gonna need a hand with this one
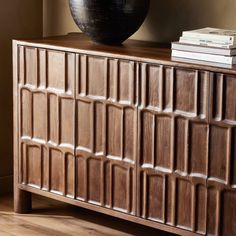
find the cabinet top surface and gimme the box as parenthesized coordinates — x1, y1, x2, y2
(14, 33, 236, 74)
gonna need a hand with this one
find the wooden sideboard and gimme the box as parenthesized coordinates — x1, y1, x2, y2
(13, 34, 236, 236)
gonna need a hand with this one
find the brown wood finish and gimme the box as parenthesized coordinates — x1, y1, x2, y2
(0, 194, 174, 236)
(13, 33, 236, 236)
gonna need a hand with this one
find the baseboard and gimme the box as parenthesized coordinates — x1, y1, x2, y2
(0, 175, 13, 195)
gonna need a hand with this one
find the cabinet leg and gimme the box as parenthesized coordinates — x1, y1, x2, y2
(14, 188, 32, 214)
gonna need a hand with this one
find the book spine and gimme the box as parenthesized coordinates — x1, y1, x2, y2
(171, 50, 234, 65)
(182, 31, 235, 44)
(179, 37, 233, 48)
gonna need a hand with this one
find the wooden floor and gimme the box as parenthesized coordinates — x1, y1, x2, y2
(0, 194, 176, 236)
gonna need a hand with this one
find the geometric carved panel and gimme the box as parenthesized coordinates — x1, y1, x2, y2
(49, 148, 64, 194)
(94, 102, 104, 154)
(175, 117, 187, 173)
(141, 66, 208, 119)
(87, 56, 106, 98)
(145, 174, 165, 222)
(65, 153, 75, 198)
(190, 122, 208, 177)
(48, 94, 59, 144)
(155, 116, 172, 170)
(146, 65, 162, 109)
(60, 98, 74, 146)
(42, 146, 48, 190)
(212, 73, 236, 123)
(107, 105, 122, 158)
(38, 49, 46, 88)
(175, 68, 197, 115)
(20, 88, 75, 148)
(231, 128, 236, 186)
(21, 141, 76, 196)
(111, 162, 135, 214)
(118, 60, 134, 103)
(112, 165, 130, 211)
(19, 47, 75, 94)
(138, 171, 208, 234)
(47, 50, 66, 92)
(176, 179, 192, 230)
(75, 156, 86, 200)
(33, 92, 47, 141)
(124, 108, 135, 162)
(88, 158, 102, 204)
(212, 73, 224, 121)
(18, 46, 25, 85)
(25, 47, 37, 86)
(163, 67, 174, 111)
(222, 190, 236, 236)
(225, 75, 236, 122)
(74, 154, 135, 214)
(108, 59, 135, 104)
(21, 89, 32, 137)
(195, 185, 207, 234)
(74, 53, 137, 215)
(78, 57, 136, 105)
(140, 111, 154, 166)
(206, 187, 218, 235)
(76, 100, 92, 151)
(209, 125, 229, 182)
(140, 111, 172, 170)
(76, 100, 136, 161)
(26, 144, 41, 188)
(115, 164, 134, 213)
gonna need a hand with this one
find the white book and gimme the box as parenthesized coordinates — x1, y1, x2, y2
(172, 42, 236, 56)
(172, 57, 234, 69)
(171, 50, 236, 65)
(179, 36, 236, 48)
(182, 27, 236, 44)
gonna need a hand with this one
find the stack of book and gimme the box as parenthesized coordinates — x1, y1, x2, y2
(171, 27, 236, 65)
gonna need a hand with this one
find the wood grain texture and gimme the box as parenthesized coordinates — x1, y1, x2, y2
(0, 195, 174, 236)
(13, 34, 236, 236)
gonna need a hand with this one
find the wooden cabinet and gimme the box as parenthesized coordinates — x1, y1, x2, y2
(13, 34, 236, 236)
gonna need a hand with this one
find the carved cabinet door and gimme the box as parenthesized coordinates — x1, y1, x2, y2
(18, 47, 138, 215)
(18, 47, 76, 196)
(74, 55, 137, 214)
(137, 64, 236, 235)
(137, 64, 210, 234)
(207, 72, 236, 236)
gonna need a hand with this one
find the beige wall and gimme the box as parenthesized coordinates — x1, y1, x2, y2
(43, 0, 236, 42)
(0, 0, 42, 194)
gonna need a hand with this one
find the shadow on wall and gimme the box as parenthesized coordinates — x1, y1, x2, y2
(133, 0, 236, 43)
(0, 0, 42, 194)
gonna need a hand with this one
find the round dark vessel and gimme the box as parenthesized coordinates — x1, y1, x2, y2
(69, 0, 150, 44)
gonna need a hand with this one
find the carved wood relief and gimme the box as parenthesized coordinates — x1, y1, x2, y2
(75, 54, 137, 214)
(138, 64, 236, 235)
(16, 44, 236, 236)
(18, 47, 137, 215)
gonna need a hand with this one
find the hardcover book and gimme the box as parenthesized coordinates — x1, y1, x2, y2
(182, 27, 236, 44)
(172, 49, 236, 65)
(179, 36, 236, 48)
(172, 42, 236, 56)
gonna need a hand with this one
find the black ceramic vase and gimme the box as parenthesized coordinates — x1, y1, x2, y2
(69, 0, 150, 44)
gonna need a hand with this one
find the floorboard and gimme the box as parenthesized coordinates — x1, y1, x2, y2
(0, 194, 176, 236)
